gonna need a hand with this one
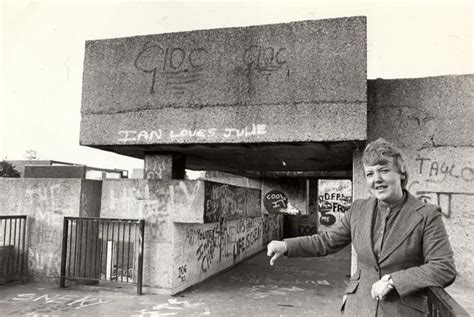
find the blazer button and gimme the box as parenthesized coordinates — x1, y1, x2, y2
(375, 267, 379, 272)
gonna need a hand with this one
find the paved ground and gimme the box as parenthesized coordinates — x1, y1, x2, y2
(0, 247, 351, 316)
(1, 246, 472, 316)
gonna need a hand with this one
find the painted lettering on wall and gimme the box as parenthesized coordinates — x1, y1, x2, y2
(243, 45, 287, 76)
(134, 43, 209, 95)
(108, 181, 201, 241)
(411, 155, 473, 218)
(177, 264, 187, 282)
(117, 124, 267, 143)
(262, 214, 282, 245)
(204, 182, 261, 223)
(145, 160, 167, 180)
(317, 180, 352, 229)
(182, 216, 266, 275)
(415, 157, 473, 183)
(409, 181, 474, 218)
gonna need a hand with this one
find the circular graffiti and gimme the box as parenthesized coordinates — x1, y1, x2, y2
(263, 190, 288, 214)
(320, 213, 336, 226)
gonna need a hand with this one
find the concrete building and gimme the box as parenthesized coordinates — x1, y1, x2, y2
(0, 16, 472, 297)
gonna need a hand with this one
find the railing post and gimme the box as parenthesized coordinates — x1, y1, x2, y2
(137, 220, 145, 295)
(59, 217, 69, 288)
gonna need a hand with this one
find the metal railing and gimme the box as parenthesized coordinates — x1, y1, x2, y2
(0, 215, 27, 280)
(427, 287, 470, 317)
(59, 217, 145, 295)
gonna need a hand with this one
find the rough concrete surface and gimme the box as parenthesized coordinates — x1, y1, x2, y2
(80, 17, 367, 147)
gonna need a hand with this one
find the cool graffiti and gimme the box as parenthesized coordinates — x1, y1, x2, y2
(117, 124, 267, 143)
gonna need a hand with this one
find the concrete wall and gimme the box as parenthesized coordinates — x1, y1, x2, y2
(353, 75, 474, 285)
(0, 179, 101, 282)
(100, 179, 282, 294)
(172, 214, 282, 293)
(80, 17, 367, 147)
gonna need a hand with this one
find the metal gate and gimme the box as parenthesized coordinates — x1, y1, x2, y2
(59, 217, 145, 294)
(0, 215, 27, 281)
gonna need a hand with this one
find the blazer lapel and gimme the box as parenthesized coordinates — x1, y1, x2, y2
(377, 192, 424, 264)
(357, 197, 378, 265)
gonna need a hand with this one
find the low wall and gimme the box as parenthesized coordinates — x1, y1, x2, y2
(0, 179, 101, 282)
(172, 211, 282, 294)
(100, 179, 283, 294)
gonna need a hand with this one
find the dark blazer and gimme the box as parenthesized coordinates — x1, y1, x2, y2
(284, 191, 456, 317)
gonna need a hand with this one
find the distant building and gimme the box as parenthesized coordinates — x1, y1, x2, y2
(7, 160, 128, 179)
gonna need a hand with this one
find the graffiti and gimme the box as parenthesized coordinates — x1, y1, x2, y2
(263, 214, 282, 244)
(136, 298, 205, 316)
(415, 157, 473, 183)
(28, 247, 60, 276)
(318, 180, 352, 228)
(118, 130, 162, 142)
(34, 228, 60, 244)
(118, 124, 267, 143)
(243, 45, 287, 76)
(134, 43, 209, 94)
(221, 124, 267, 138)
(9, 293, 111, 314)
(177, 264, 187, 282)
(409, 181, 474, 218)
(298, 225, 318, 236)
(184, 216, 264, 274)
(145, 160, 166, 180)
(80, 193, 89, 217)
(263, 190, 288, 214)
(24, 183, 62, 218)
(108, 181, 201, 217)
(204, 182, 261, 223)
(196, 226, 219, 273)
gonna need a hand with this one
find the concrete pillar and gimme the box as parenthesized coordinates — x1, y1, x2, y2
(144, 154, 185, 180)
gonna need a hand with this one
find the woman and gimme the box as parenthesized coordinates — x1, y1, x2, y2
(267, 138, 456, 316)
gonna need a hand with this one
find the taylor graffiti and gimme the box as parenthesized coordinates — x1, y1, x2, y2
(415, 157, 473, 183)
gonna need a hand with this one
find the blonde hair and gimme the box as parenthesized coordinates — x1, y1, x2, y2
(363, 138, 409, 188)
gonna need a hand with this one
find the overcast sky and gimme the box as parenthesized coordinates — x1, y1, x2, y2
(1, 0, 472, 173)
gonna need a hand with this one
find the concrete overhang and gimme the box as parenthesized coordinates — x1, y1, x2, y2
(80, 17, 367, 174)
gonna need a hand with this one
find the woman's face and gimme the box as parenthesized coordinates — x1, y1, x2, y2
(363, 159, 404, 204)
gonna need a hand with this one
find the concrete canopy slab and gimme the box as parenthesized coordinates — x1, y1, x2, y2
(80, 17, 367, 172)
